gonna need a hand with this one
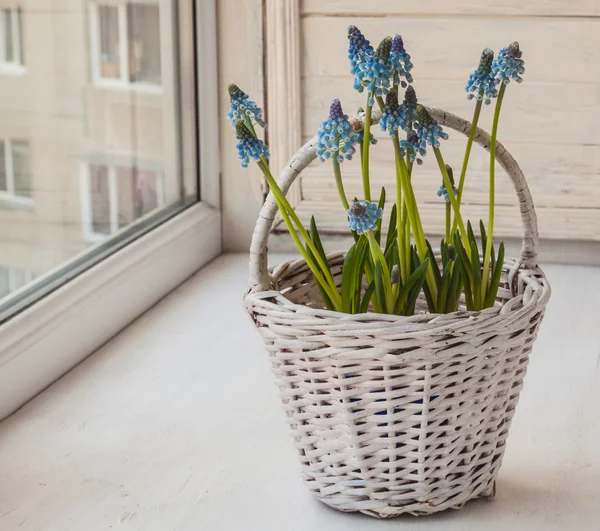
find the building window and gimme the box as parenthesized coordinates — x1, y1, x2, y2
(91, 2, 162, 89)
(0, 266, 33, 299)
(0, 8, 23, 71)
(82, 162, 164, 241)
(0, 139, 32, 204)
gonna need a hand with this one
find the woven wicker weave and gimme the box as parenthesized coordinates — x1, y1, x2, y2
(244, 108, 551, 518)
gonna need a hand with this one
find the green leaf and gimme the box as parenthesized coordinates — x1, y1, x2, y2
(341, 243, 358, 314)
(479, 219, 487, 257)
(463, 273, 474, 311)
(396, 256, 429, 314)
(484, 241, 505, 308)
(374, 262, 387, 314)
(436, 259, 452, 314)
(425, 239, 442, 287)
(360, 281, 376, 313)
(384, 203, 398, 253)
(374, 187, 386, 244)
(445, 259, 463, 313)
(470, 241, 482, 310)
(354, 237, 370, 312)
(467, 220, 476, 250)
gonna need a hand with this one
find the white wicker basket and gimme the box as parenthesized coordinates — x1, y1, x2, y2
(244, 108, 551, 518)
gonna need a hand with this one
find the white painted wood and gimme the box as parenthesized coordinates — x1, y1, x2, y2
(218, 0, 267, 252)
(265, 0, 302, 210)
(302, 0, 600, 17)
(290, 13, 600, 243)
(0, 203, 221, 421)
(0, 254, 598, 528)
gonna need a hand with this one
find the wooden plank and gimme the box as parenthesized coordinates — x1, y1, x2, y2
(302, 77, 600, 146)
(301, 16, 600, 84)
(301, 0, 600, 18)
(288, 198, 600, 241)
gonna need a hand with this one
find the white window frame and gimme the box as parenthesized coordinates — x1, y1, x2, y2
(80, 162, 166, 243)
(0, 138, 33, 207)
(0, 0, 220, 421)
(0, 267, 34, 297)
(89, 0, 163, 93)
(0, 7, 24, 75)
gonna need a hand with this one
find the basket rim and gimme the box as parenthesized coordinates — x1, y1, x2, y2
(245, 251, 551, 331)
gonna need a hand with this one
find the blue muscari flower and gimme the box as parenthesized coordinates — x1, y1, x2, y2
(465, 48, 498, 105)
(379, 85, 418, 136)
(235, 121, 269, 168)
(492, 42, 525, 85)
(315, 99, 360, 163)
(347, 25, 373, 75)
(400, 130, 425, 165)
(414, 105, 449, 154)
(353, 37, 393, 105)
(228, 84, 266, 128)
(437, 165, 457, 201)
(390, 34, 414, 88)
(347, 200, 383, 234)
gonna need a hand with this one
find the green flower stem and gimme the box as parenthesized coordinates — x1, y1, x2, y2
(361, 99, 373, 201)
(366, 230, 393, 311)
(257, 159, 342, 308)
(243, 117, 257, 139)
(445, 202, 451, 243)
(481, 82, 507, 303)
(433, 147, 471, 257)
(392, 134, 438, 302)
(332, 157, 349, 211)
(451, 99, 482, 235)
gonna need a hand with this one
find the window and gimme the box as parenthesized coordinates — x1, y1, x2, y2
(0, 8, 23, 71)
(91, 1, 162, 89)
(0, 266, 33, 299)
(81, 162, 164, 241)
(0, 139, 32, 204)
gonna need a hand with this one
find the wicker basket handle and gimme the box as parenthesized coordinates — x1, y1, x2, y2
(248, 107, 539, 292)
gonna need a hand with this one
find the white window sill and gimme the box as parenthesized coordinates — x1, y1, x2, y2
(0, 64, 26, 76)
(0, 257, 597, 529)
(92, 79, 163, 94)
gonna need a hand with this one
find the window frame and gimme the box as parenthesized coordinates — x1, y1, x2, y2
(80, 161, 166, 243)
(0, 138, 33, 207)
(0, 7, 24, 74)
(0, 0, 221, 421)
(89, 0, 163, 93)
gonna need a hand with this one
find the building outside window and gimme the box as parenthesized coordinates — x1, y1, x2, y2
(91, 1, 162, 89)
(0, 139, 32, 204)
(0, 8, 23, 71)
(81, 162, 164, 242)
(0, 266, 33, 299)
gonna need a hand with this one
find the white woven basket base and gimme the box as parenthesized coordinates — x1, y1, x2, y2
(245, 253, 550, 518)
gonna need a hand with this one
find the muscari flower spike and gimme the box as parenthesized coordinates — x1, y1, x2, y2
(465, 48, 498, 105)
(379, 85, 419, 136)
(316, 99, 360, 163)
(414, 105, 449, 154)
(228, 84, 266, 128)
(347, 25, 373, 75)
(437, 164, 458, 202)
(400, 130, 426, 165)
(235, 121, 269, 168)
(390, 34, 414, 88)
(353, 36, 393, 105)
(492, 41, 525, 85)
(347, 200, 383, 235)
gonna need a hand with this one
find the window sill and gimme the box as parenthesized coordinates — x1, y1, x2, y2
(0, 194, 34, 210)
(0, 202, 221, 420)
(0, 64, 26, 76)
(0, 258, 596, 529)
(92, 79, 163, 94)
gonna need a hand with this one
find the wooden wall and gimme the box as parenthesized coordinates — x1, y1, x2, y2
(281, 1, 600, 245)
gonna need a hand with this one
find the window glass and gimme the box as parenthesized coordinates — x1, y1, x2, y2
(127, 4, 161, 85)
(3, 9, 14, 62)
(12, 141, 31, 198)
(0, 141, 6, 192)
(0, 268, 8, 298)
(0, 1, 197, 317)
(98, 5, 120, 79)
